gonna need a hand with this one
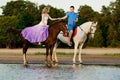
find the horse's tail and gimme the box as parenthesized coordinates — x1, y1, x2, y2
(7, 28, 21, 34)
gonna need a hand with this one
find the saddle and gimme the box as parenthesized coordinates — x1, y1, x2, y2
(63, 27, 78, 37)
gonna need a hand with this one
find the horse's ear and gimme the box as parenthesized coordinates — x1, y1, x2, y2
(95, 22, 98, 25)
(93, 21, 98, 25)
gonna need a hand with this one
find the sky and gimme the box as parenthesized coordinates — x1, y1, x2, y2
(0, 0, 116, 15)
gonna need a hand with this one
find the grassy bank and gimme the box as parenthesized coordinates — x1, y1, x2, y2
(34, 52, 120, 56)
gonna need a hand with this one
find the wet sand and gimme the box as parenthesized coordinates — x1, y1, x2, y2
(0, 48, 120, 65)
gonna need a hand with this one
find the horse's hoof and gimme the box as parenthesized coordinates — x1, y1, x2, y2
(53, 60, 56, 63)
(73, 62, 76, 64)
(53, 60, 59, 64)
(50, 64, 55, 68)
(51, 65, 55, 68)
(80, 62, 83, 64)
(55, 61, 59, 63)
(46, 64, 54, 68)
(54, 63, 58, 66)
(79, 62, 83, 64)
(23, 64, 29, 68)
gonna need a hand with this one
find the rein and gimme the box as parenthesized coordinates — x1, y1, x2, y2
(79, 22, 95, 35)
(79, 26, 87, 35)
(89, 23, 95, 34)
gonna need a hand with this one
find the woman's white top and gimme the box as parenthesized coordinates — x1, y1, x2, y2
(39, 14, 49, 25)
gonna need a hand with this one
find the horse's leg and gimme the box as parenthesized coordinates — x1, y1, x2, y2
(50, 45, 54, 67)
(45, 47, 49, 66)
(53, 43, 57, 62)
(78, 43, 84, 64)
(53, 41, 60, 63)
(73, 41, 79, 64)
(23, 42, 29, 67)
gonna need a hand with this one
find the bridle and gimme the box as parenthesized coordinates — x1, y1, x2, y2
(89, 25, 95, 34)
(79, 22, 95, 35)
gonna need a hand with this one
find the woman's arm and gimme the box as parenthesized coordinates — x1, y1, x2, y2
(48, 15, 57, 21)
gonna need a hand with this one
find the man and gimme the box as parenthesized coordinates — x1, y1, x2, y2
(60, 6, 78, 46)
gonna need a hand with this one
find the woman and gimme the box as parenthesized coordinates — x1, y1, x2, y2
(21, 7, 57, 45)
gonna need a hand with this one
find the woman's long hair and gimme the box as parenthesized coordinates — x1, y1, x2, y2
(42, 7, 50, 14)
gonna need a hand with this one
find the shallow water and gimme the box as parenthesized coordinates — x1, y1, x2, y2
(0, 64, 120, 80)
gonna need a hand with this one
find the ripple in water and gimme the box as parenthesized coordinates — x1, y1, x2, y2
(0, 64, 120, 80)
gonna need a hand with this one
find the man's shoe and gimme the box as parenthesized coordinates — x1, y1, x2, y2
(67, 42, 72, 46)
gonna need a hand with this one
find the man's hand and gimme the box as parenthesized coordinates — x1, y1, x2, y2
(57, 18, 62, 20)
(75, 19, 78, 22)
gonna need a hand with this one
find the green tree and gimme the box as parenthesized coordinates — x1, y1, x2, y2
(99, 0, 120, 47)
(2, 0, 40, 28)
(93, 26, 104, 47)
(0, 16, 20, 48)
(78, 5, 95, 21)
(107, 25, 118, 47)
(78, 5, 102, 47)
(0, 0, 66, 48)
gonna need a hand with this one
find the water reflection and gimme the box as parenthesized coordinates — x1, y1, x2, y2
(72, 64, 82, 69)
(0, 64, 120, 80)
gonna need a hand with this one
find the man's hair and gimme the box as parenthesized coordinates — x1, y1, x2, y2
(70, 6, 74, 9)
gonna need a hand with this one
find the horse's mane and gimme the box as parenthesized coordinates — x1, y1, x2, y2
(49, 20, 65, 28)
(80, 21, 93, 33)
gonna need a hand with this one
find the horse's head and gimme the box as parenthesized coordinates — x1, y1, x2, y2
(89, 22, 97, 39)
(58, 20, 68, 33)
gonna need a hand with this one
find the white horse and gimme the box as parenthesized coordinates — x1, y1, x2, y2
(52, 21, 97, 64)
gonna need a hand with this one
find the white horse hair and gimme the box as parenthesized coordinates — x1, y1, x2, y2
(52, 21, 97, 64)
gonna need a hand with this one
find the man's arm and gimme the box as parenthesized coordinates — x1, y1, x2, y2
(60, 15, 67, 19)
(75, 13, 78, 22)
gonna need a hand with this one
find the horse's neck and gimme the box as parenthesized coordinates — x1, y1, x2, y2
(80, 22, 92, 34)
(49, 25, 60, 39)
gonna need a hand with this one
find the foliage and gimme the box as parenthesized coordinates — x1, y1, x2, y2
(79, 0, 120, 48)
(0, 0, 120, 48)
(0, 16, 20, 48)
(78, 5, 95, 21)
(0, 0, 65, 48)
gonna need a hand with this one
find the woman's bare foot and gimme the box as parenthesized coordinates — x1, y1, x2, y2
(38, 42, 41, 45)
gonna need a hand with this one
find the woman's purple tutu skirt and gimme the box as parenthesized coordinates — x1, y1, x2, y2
(21, 24, 48, 43)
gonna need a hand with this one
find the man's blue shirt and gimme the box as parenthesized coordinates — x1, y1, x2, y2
(66, 12, 78, 26)
(66, 12, 78, 30)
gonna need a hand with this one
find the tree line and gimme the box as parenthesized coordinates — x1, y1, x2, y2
(0, 0, 119, 48)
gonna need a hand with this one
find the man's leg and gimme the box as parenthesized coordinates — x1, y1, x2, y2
(68, 30, 73, 46)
